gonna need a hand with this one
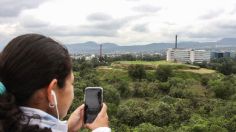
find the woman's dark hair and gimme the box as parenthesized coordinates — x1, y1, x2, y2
(0, 34, 72, 132)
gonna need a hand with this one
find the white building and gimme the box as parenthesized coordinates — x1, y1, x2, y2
(85, 54, 96, 60)
(167, 48, 191, 62)
(167, 48, 210, 63)
(190, 50, 211, 63)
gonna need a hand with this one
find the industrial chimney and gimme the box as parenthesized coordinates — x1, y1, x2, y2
(99, 44, 102, 61)
(175, 35, 177, 49)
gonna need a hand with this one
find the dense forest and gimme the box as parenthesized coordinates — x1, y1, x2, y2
(68, 56, 236, 132)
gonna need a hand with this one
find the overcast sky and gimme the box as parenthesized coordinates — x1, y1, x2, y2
(1, 0, 236, 45)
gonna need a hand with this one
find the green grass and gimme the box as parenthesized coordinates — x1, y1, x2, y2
(110, 61, 216, 74)
(180, 68, 215, 74)
(111, 60, 199, 70)
(96, 68, 131, 82)
(113, 60, 190, 65)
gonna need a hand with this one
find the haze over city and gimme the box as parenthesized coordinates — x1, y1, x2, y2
(1, 0, 236, 46)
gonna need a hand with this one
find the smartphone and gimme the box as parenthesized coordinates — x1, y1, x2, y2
(84, 87, 103, 123)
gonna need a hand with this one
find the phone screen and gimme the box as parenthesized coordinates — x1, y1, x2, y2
(84, 87, 103, 123)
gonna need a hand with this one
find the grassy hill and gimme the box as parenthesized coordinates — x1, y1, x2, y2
(72, 60, 235, 132)
(110, 61, 215, 74)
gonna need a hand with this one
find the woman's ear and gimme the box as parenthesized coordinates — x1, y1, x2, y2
(47, 79, 58, 104)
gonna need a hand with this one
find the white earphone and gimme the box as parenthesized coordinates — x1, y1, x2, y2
(51, 90, 58, 106)
(51, 90, 59, 121)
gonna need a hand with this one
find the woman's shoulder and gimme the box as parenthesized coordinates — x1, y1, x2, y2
(20, 106, 68, 132)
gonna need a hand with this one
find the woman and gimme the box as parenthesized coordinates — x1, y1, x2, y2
(0, 34, 110, 132)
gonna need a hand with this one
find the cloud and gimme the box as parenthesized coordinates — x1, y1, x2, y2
(214, 20, 236, 37)
(132, 5, 161, 13)
(199, 10, 224, 20)
(179, 27, 221, 39)
(87, 13, 113, 21)
(132, 24, 149, 32)
(92, 20, 125, 30)
(59, 17, 132, 37)
(17, 14, 146, 38)
(164, 21, 176, 26)
(185, 32, 221, 39)
(177, 19, 236, 40)
(0, 17, 15, 24)
(18, 19, 123, 37)
(45, 25, 119, 37)
(230, 4, 236, 14)
(20, 16, 49, 28)
(126, 0, 141, 2)
(0, 0, 46, 17)
(217, 19, 236, 29)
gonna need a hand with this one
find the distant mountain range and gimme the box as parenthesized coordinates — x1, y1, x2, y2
(66, 38, 236, 54)
(0, 38, 235, 54)
(0, 37, 235, 54)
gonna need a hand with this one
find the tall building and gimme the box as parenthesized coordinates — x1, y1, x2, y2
(211, 51, 232, 59)
(166, 35, 210, 63)
(167, 48, 210, 63)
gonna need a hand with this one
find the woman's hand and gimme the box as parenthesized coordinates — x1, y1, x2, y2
(85, 103, 109, 130)
(68, 104, 85, 132)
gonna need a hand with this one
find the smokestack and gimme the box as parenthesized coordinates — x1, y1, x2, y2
(99, 44, 102, 61)
(175, 35, 177, 49)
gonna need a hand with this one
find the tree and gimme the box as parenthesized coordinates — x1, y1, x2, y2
(178, 114, 228, 132)
(115, 80, 131, 98)
(117, 100, 148, 126)
(158, 82, 171, 94)
(201, 75, 210, 86)
(103, 86, 120, 105)
(145, 102, 175, 127)
(128, 64, 146, 81)
(132, 81, 155, 97)
(174, 100, 192, 122)
(210, 58, 236, 75)
(217, 58, 236, 75)
(133, 123, 165, 132)
(155, 65, 173, 82)
(225, 115, 236, 132)
(78, 61, 93, 77)
(208, 76, 236, 99)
